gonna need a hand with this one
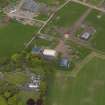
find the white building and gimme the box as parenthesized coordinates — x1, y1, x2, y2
(81, 32, 91, 40)
(43, 49, 57, 57)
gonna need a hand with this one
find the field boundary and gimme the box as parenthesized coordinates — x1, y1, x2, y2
(70, 52, 105, 77)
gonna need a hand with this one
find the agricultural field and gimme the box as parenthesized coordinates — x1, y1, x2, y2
(46, 57, 105, 105)
(0, 20, 38, 57)
(85, 10, 105, 52)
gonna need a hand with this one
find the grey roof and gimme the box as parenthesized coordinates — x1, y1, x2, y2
(60, 58, 70, 68)
(22, 0, 39, 12)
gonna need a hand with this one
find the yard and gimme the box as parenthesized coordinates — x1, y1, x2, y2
(46, 57, 105, 105)
(0, 20, 38, 57)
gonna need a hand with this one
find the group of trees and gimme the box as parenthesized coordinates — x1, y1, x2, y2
(0, 49, 55, 105)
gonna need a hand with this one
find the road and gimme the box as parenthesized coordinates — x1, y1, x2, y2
(25, 0, 72, 47)
(72, 0, 105, 13)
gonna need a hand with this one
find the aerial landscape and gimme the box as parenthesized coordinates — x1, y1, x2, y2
(0, 0, 105, 105)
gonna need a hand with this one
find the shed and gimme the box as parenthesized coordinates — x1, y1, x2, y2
(81, 32, 91, 40)
(60, 58, 70, 68)
(32, 47, 42, 55)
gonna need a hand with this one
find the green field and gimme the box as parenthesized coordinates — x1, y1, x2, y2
(43, 2, 87, 35)
(38, 0, 65, 5)
(85, 10, 105, 52)
(46, 57, 105, 105)
(0, 21, 38, 57)
(88, 0, 102, 5)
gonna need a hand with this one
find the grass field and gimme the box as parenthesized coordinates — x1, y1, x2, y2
(85, 10, 105, 52)
(46, 57, 105, 105)
(42, 2, 87, 36)
(0, 20, 38, 57)
(88, 0, 102, 5)
(38, 0, 65, 5)
(4, 72, 29, 86)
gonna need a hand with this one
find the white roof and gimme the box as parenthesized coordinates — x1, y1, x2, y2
(43, 49, 57, 57)
(29, 84, 39, 88)
(81, 32, 90, 39)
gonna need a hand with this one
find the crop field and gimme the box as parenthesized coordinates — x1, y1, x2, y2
(85, 10, 105, 52)
(46, 57, 105, 105)
(42, 2, 87, 35)
(0, 20, 38, 57)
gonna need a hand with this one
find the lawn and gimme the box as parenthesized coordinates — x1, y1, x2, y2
(0, 20, 38, 57)
(85, 10, 105, 52)
(46, 57, 105, 105)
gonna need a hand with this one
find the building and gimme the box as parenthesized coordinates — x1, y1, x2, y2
(22, 0, 40, 12)
(81, 32, 91, 40)
(42, 49, 57, 59)
(60, 58, 70, 68)
(28, 75, 40, 90)
(32, 47, 43, 55)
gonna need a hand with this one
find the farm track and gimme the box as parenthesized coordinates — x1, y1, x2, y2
(69, 8, 92, 35)
(25, 0, 72, 47)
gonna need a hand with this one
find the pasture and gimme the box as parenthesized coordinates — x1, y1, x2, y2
(0, 20, 38, 57)
(85, 10, 105, 52)
(46, 57, 105, 105)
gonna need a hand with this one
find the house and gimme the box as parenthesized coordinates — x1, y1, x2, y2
(42, 49, 57, 59)
(60, 58, 70, 68)
(32, 47, 43, 55)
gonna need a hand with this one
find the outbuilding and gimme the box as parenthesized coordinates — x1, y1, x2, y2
(60, 58, 70, 68)
(43, 49, 57, 58)
(32, 47, 43, 55)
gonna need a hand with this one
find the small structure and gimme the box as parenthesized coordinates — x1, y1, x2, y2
(28, 75, 40, 91)
(64, 33, 69, 39)
(60, 58, 70, 68)
(43, 49, 57, 59)
(81, 32, 91, 40)
(32, 47, 43, 55)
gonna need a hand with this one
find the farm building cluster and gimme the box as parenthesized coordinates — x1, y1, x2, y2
(24, 74, 40, 91)
(32, 47, 70, 69)
(3, 0, 56, 26)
